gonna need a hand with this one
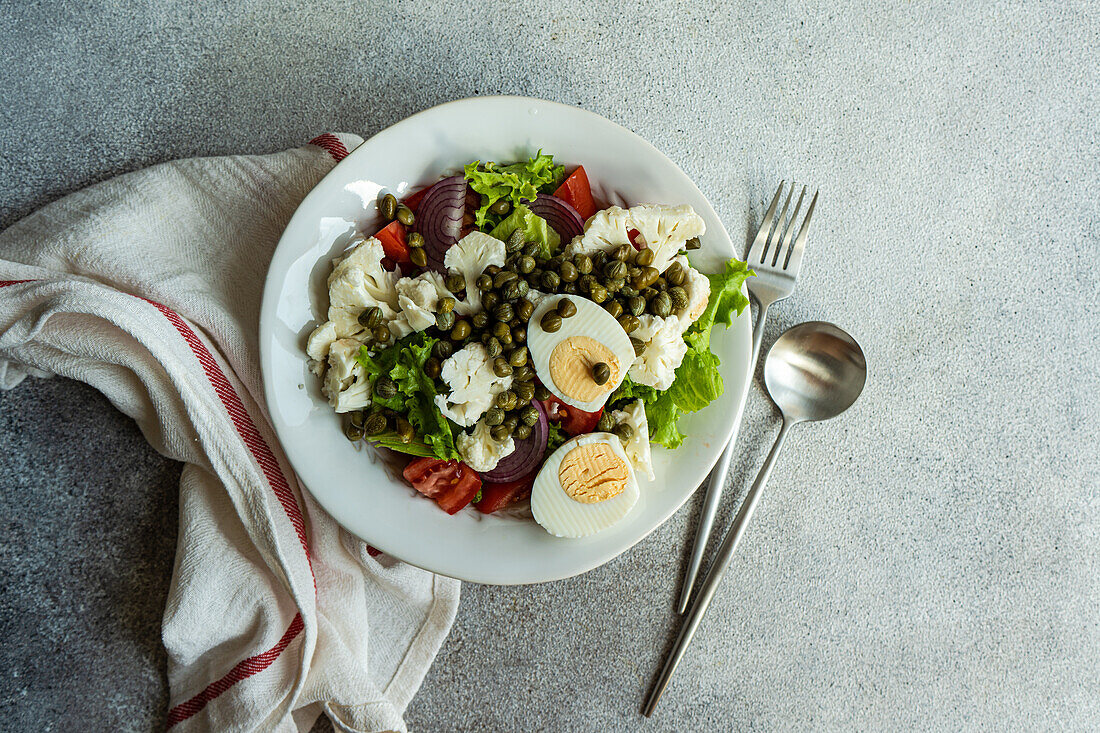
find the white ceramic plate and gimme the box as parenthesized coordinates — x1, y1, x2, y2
(259, 97, 752, 584)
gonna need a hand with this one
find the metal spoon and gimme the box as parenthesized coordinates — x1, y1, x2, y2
(644, 321, 867, 716)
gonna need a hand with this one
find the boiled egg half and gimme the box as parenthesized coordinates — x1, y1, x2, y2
(527, 295, 635, 412)
(531, 433, 640, 538)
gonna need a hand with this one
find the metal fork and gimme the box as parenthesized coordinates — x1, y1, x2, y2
(650, 182, 817, 715)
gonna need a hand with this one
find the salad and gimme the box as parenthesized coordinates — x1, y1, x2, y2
(306, 153, 752, 537)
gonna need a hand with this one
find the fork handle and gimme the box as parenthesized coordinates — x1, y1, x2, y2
(750, 300, 771, 370)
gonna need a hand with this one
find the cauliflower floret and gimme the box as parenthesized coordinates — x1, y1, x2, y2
(434, 343, 513, 427)
(306, 321, 338, 376)
(394, 273, 443, 332)
(628, 315, 688, 391)
(327, 237, 400, 338)
(525, 288, 549, 308)
(611, 399, 653, 481)
(444, 232, 506, 315)
(322, 339, 371, 413)
(570, 204, 705, 274)
(671, 255, 711, 332)
(457, 419, 516, 472)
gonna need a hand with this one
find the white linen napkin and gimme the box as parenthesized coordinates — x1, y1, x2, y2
(0, 134, 459, 732)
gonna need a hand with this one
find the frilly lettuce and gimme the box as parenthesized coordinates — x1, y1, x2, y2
(488, 203, 560, 259)
(464, 151, 566, 229)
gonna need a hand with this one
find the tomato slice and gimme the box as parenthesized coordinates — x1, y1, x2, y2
(538, 394, 603, 436)
(552, 166, 597, 221)
(373, 220, 411, 266)
(402, 187, 429, 212)
(627, 228, 644, 250)
(475, 471, 537, 514)
(403, 458, 483, 515)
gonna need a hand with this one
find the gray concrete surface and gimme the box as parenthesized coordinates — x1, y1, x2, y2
(2, 0, 1098, 730)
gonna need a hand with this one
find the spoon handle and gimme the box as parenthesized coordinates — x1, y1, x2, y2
(644, 419, 793, 717)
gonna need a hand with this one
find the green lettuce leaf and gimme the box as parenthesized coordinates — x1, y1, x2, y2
(546, 422, 569, 453)
(685, 258, 754, 351)
(357, 333, 461, 461)
(463, 151, 566, 229)
(667, 347, 724, 412)
(488, 204, 560, 258)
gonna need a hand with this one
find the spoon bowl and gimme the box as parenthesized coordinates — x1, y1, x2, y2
(764, 321, 867, 424)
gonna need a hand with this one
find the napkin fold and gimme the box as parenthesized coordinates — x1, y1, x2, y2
(0, 134, 459, 732)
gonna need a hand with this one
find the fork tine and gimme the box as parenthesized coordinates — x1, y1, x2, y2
(785, 189, 818, 276)
(765, 184, 794, 266)
(747, 182, 785, 264)
(779, 186, 807, 269)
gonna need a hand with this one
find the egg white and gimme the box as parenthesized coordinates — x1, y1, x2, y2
(526, 294, 635, 412)
(531, 433, 640, 538)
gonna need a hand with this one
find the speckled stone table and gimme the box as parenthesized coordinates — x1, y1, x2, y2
(2, 1, 1098, 730)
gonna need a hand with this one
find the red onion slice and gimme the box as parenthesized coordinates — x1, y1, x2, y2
(481, 400, 549, 483)
(526, 194, 585, 243)
(416, 175, 468, 271)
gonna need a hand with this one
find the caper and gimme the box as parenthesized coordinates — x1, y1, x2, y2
(396, 205, 415, 227)
(423, 357, 441, 379)
(665, 261, 685, 286)
(472, 311, 490, 330)
(345, 423, 364, 441)
(558, 260, 578, 282)
(514, 423, 533, 440)
(589, 284, 608, 303)
(506, 229, 525, 253)
(491, 271, 513, 289)
(499, 330, 513, 346)
(512, 326, 526, 344)
(613, 244, 632, 261)
(358, 305, 382, 328)
(407, 232, 425, 250)
(491, 425, 511, 442)
(556, 298, 577, 318)
(561, 282, 578, 295)
(445, 273, 465, 293)
(640, 287, 658, 301)
(630, 337, 646, 356)
(516, 299, 534, 322)
(451, 320, 471, 341)
(508, 346, 528, 367)
(613, 423, 634, 441)
(578, 274, 596, 293)
(526, 273, 541, 288)
(513, 365, 535, 382)
(485, 264, 502, 276)
(620, 285, 639, 298)
(484, 407, 505, 426)
(491, 321, 510, 341)
(502, 281, 522, 301)
(518, 404, 539, 426)
(477, 274, 493, 291)
(363, 412, 388, 436)
(605, 278, 625, 293)
(349, 410, 366, 428)
(515, 381, 535, 403)
(686, 236, 702, 250)
(535, 385, 552, 401)
(618, 314, 640, 334)
(634, 247, 655, 267)
(654, 277, 668, 291)
(493, 358, 513, 378)
(603, 300, 623, 318)
(437, 296, 456, 315)
(373, 325, 391, 343)
(541, 271, 561, 291)
(669, 286, 689, 310)
(597, 411, 615, 432)
(574, 253, 593, 274)
(546, 256, 563, 270)
(592, 362, 611, 385)
(541, 312, 562, 333)
(495, 389, 517, 410)
(482, 292, 500, 311)
(374, 376, 397, 400)
(523, 242, 540, 257)
(435, 310, 456, 331)
(379, 193, 398, 220)
(632, 266, 660, 290)
(492, 303, 513, 323)
(515, 279, 530, 298)
(489, 198, 512, 215)
(432, 340, 453, 360)
(651, 291, 673, 317)
(591, 250, 607, 268)
(501, 415, 519, 431)
(511, 255, 533, 274)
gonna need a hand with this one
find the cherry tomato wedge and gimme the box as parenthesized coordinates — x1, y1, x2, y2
(538, 394, 603, 436)
(402, 187, 429, 212)
(627, 228, 643, 250)
(373, 220, 410, 267)
(552, 166, 597, 220)
(475, 471, 537, 514)
(403, 458, 482, 515)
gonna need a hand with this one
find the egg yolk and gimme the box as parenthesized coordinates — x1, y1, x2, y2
(548, 336, 622, 403)
(558, 442, 629, 504)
